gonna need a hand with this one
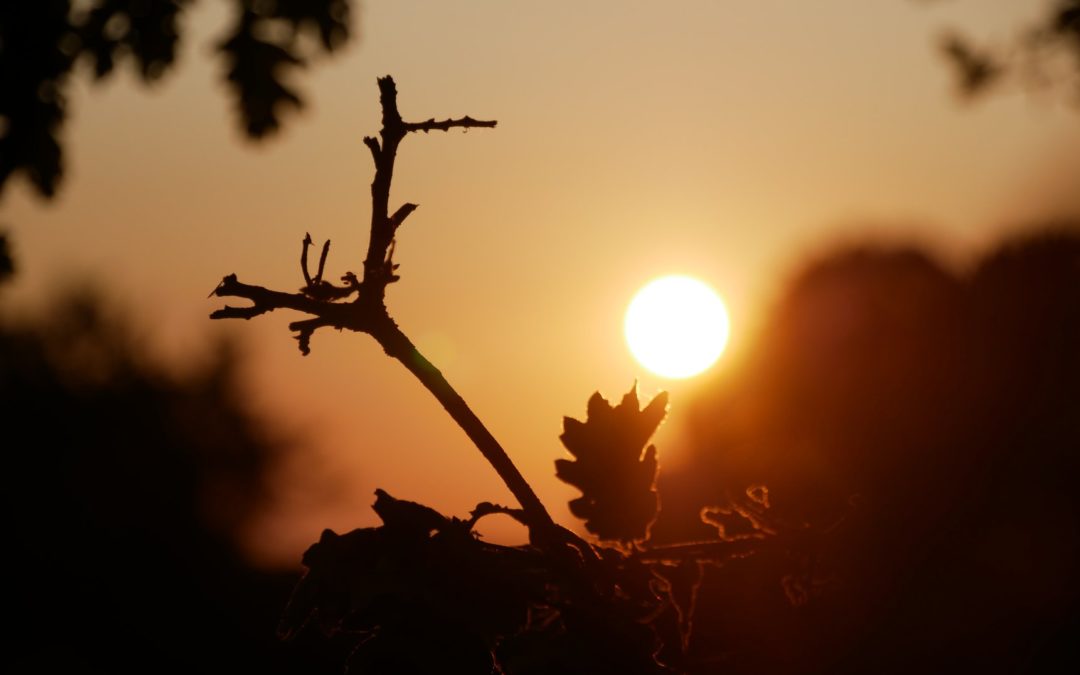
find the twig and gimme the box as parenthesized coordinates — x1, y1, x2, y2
(210, 76, 568, 549)
(404, 116, 498, 133)
(316, 239, 331, 284)
(301, 233, 314, 286)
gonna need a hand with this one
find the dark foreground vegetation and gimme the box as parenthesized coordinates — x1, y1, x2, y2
(2, 220, 1077, 672)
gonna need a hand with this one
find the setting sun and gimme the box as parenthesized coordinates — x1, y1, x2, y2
(624, 275, 731, 379)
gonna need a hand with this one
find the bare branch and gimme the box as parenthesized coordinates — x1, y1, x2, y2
(209, 77, 567, 551)
(290, 317, 333, 356)
(301, 233, 314, 286)
(362, 76, 496, 300)
(362, 136, 380, 162)
(210, 304, 271, 320)
(404, 116, 498, 133)
(377, 76, 402, 127)
(389, 203, 419, 231)
(211, 273, 357, 326)
(316, 238, 331, 283)
(468, 501, 527, 529)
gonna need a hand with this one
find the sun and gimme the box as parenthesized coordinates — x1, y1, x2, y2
(624, 275, 731, 379)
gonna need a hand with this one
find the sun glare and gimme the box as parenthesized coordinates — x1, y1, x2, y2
(624, 275, 731, 379)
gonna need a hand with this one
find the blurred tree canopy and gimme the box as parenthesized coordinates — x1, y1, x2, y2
(653, 225, 1080, 674)
(3, 1, 1079, 205)
(0, 282, 346, 671)
(0, 231, 13, 283)
(0, 0, 354, 200)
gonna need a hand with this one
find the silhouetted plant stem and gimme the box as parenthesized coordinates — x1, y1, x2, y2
(372, 316, 558, 535)
(210, 76, 563, 543)
(632, 538, 763, 563)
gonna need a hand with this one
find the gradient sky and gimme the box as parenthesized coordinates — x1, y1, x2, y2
(4, 0, 1080, 564)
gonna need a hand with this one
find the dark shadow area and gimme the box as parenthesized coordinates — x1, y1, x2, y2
(654, 225, 1080, 674)
(0, 284, 345, 672)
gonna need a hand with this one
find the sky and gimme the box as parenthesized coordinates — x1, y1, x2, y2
(4, 0, 1080, 565)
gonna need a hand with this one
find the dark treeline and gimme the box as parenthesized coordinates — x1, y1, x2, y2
(654, 225, 1080, 674)
(0, 284, 345, 672)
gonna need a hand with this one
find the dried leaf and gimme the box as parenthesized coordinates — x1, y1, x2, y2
(556, 384, 668, 544)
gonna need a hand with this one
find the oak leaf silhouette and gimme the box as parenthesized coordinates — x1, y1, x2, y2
(556, 384, 668, 544)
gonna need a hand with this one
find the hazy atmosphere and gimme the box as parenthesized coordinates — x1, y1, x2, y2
(7, 0, 1078, 563)
(3, 2, 1079, 672)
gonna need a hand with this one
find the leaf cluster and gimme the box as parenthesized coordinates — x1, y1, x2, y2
(0, 0, 353, 199)
(939, 0, 1080, 100)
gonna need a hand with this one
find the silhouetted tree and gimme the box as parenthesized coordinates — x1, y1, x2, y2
(655, 226, 1080, 674)
(0, 231, 13, 284)
(0, 287, 345, 672)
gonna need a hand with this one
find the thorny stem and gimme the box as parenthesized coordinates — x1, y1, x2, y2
(210, 76, 566, 545)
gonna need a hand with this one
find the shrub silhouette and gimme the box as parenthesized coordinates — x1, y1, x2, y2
(0, 0, 355, 200)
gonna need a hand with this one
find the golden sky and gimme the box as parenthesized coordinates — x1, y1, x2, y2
(4, 0, 1080, 564)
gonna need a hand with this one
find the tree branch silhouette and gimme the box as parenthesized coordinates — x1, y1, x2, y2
(209, 76, 566, 544)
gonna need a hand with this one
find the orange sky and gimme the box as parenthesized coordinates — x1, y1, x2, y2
(4, 0, 1080, 565)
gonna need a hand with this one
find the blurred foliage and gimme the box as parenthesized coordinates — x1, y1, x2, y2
(938, 0, 1080, 101)
(0, 286, 343, 672)
(0, 0, 353, 199)
(653, 225, 1080, 674)
(0, 231, 13, 284)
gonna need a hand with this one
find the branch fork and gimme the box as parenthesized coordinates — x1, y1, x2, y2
(209, 76, 579, 551)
